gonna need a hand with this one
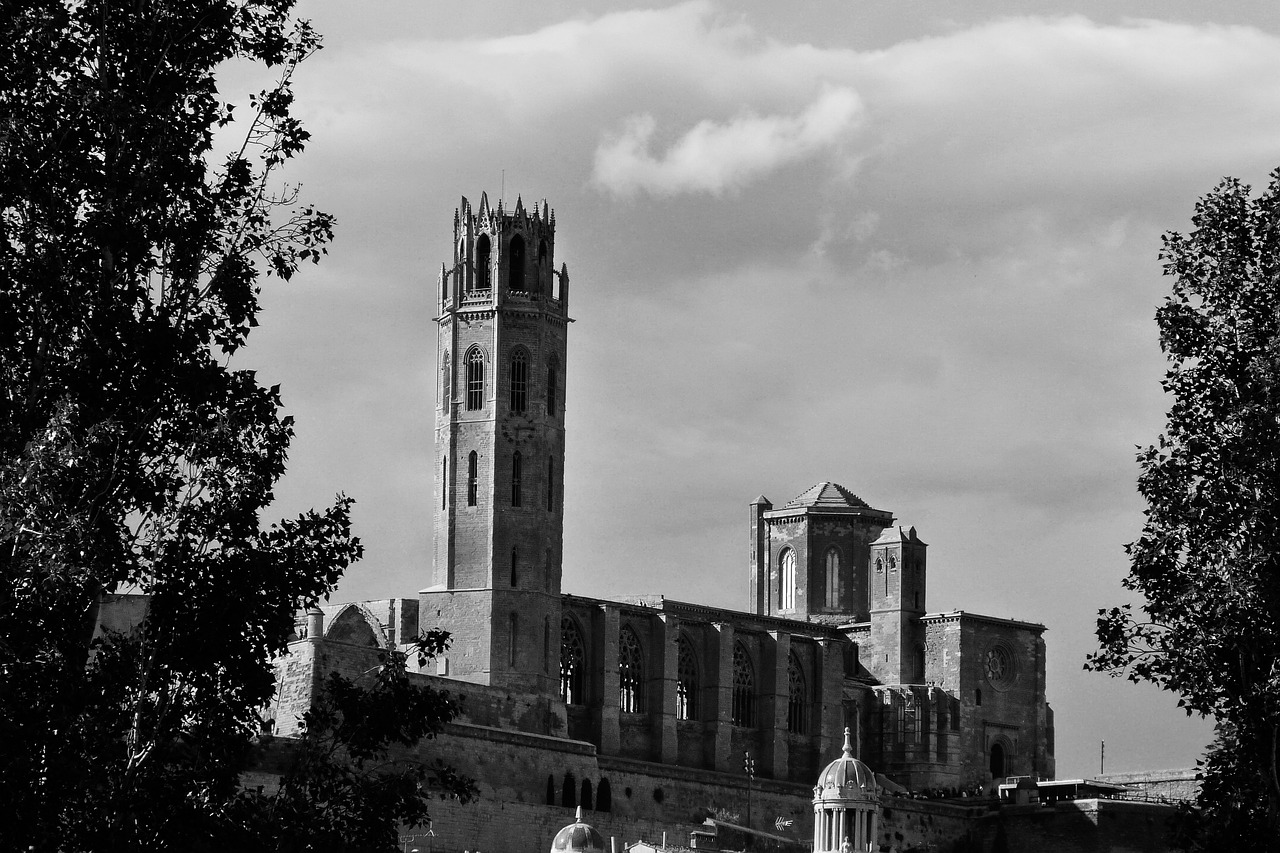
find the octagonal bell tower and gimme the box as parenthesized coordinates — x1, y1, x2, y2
(421, 193, 570, 695)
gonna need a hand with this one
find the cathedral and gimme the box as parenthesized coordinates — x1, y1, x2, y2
(268, 194, 1056, 851)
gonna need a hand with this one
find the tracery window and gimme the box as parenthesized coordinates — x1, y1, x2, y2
(466, 347, 484, 410)
(824, 548, 839, 608)
(618, 626, 644, 713)
(511, 451, 523, 507)
(731, 643, 755, 727)
(561, 617, 585, 705)
(787, 652, 807, 734)
(676, 635, 699, 721)
(467, 451, 478, 506)
(509, 349, 528, 413)
(780, 548, 797, 611)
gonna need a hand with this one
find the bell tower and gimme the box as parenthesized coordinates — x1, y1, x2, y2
(420, 192, 570, 695)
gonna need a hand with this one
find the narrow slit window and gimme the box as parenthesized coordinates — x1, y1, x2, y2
(510, 548, 518, 587)
(511, 451, 523, 507)
(546, 456, 555, 511)
(547, 359, 558, 416)
(467, 451, 478, 506)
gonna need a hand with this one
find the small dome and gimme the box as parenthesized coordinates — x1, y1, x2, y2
(815, 729, 877, 802)
(551, 807, 606, 853)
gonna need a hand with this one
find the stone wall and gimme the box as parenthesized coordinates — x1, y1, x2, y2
(1095, 769, 1199, 803)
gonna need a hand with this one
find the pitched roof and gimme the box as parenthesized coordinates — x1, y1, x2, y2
(780, 481, 870, 510)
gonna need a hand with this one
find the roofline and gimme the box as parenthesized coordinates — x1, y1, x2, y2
(763, 506, 895, 521)
(559, 593, 849, 639)
(920, 610, 1047, 632)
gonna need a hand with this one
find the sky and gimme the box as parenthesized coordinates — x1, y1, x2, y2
(234, 0, 1280, 780)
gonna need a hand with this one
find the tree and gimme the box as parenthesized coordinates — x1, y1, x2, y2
(1089, 169, 1280, 847)
(0, 2, 469, 849)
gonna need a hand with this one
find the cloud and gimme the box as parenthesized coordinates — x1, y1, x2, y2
(592, 87, 862, 197)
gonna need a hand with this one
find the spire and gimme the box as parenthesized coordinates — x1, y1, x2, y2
(842, 726, 854, 758)
(478, 191, 490, 220)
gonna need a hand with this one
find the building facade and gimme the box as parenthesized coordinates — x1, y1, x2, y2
(270, 195, 1055, 830)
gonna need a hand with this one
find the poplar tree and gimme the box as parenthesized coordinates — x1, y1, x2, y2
(0, 2, 469, 849)
(1090, 169, 1280, 848)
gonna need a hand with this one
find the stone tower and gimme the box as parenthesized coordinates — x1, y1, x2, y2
(750, 483, 893, 622)
(867, 525, 928, 683)
(420, 192, 569, 694)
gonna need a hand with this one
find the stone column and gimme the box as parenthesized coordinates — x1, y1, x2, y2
(655, 613, 679, 764)
(712, 621, 735, 772)
(598, 605, 621, 755)
(766, 631, 790, 780)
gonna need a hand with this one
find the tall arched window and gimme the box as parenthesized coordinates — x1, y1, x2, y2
(561, 617, 585, 705)
(618, 626, 644, 713)
(580, 779, 593, 811)
(546, 357, 558, 417)
(508, 612, 518, 668)
(474, 234, 491, 291)
(510, 548, 518, 587)
(825, 548, 839, 608)
(538, 239, 549, 295)
(509, 349, 528, 413)
(562, 772, 576, 808)
(787, 652, 807, 734)
(543, 616, 551, 674)
(508, 234, 526, 292)
(676, 635, 699, 721)
(467, 451, 478, 506)
(441, 458, 447, 510)
(780, 548, 797, 611)
(597, 778, 612, 812)
(731, 643, 755, 727)
(511, 451, 523, 507)
(466, 347, 484, 410)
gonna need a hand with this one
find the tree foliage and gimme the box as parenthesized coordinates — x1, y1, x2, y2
(0, 2, 468, 849)
(1089, 170, 1280, 846)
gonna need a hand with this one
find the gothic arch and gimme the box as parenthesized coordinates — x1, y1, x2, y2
(508, 233, 527, 292)
(324, 603, 387, 649)
(618, 625, 644, 713)
(560, 615, 587, 705)
(732, 641, 756, 727)
(676, 633, 699, 721)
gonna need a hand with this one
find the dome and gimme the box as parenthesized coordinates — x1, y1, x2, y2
(814, 729, 877, 803)
(551, 807, 605, 853)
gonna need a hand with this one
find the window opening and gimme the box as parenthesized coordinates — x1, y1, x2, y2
(466, 347, 484, 410)
(538, 239, 549, 295)
(467, 451, 478, 506)
(509, 349, 528, 412)
(508, 234, 526, 292)
(441, 351, 450, 404)
(787, 653, 807, 734)
(676, 635, 699, 721)
(543, 616, 550, 673)
(619, 626, 644, 713)
(510, 548, 518, 587)
(546, 456, 555, 511)
(474, 234, 491, 291)
(511, 451, 523, 507)
(561, 617, 585, 705)
(562, 772, 576, 808)
(825, 548, 839, 608)
(597, 778, 612, 812)
(547, 358, 558, 416)
(546, 775, 556, 805)
(780, 548, 796, 611)
(441, 458, 447, 510)
(731, 643, 755, 727)
(580, 779, 593, 811)
(508, 612, 518, 668)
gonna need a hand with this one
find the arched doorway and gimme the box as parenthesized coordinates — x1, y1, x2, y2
(989, 742, 1006, 779)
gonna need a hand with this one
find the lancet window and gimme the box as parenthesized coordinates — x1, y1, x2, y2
(731, 643, 755, 727)
(824, 548, 839, 608)
(511, 451, 523, 507)
(675, 635, 699, 721)
(787, 652, 807, 734)
(780, 548, 797, 611)
(560, 617, 585, 705)
(466, 347, 484, 410)
(618, 626, 644, 713)
(510, 349, 528, 413)
(508, 234, 526, 292)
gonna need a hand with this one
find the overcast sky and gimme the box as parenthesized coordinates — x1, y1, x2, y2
(236, 0, 1280, 780)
